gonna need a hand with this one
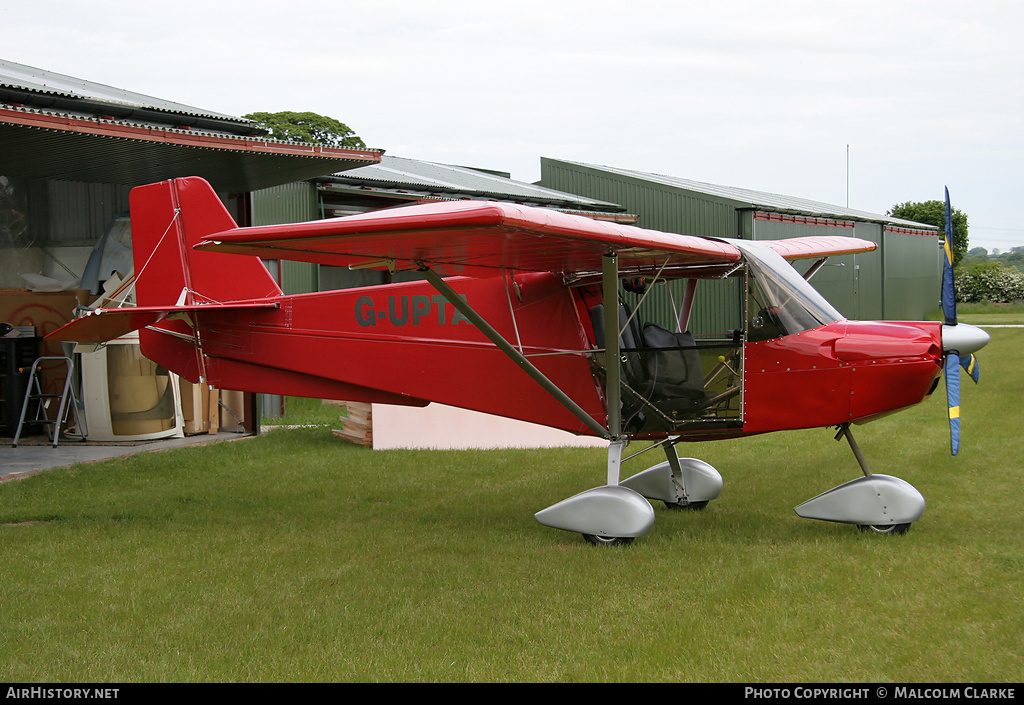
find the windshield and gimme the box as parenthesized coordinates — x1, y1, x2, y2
(732, 240, 844, 340)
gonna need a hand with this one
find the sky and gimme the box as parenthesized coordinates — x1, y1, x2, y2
(3, 0, 1022, 252)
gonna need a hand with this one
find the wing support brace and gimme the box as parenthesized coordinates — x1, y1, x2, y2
(802, 257, 829, 281)
(417, 264, 610, 440)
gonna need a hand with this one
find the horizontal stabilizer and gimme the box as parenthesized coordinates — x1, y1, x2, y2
(46, 302, 280, 343)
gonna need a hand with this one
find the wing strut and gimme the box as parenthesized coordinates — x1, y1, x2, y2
(602, 253, 628, 487)
(602, 253, 622, 443)
(802, 257, 829, 281)
(417, 264, 610, 440)
(421, 259, 656, 544)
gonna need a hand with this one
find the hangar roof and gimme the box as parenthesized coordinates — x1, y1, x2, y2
(321, 155, 634, 221)
(0, 58, 245, 128)
(0, 59, 380, 192)
(547, 159, 938, 231)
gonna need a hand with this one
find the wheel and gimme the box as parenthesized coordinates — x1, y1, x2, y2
(664, 500, 709, 511)
(583, 534, 635, 546)
(858, 523, 911, 535)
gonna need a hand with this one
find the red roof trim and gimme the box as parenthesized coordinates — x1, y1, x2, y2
(0, 106, 382, 163)
(754, 210, 854, 228)
(883, 225, 939, 237)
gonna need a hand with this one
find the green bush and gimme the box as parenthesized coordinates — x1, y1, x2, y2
(956, 262, 1024, 303)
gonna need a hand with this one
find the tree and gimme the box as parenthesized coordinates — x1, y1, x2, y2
(996, 246, 1024, 274)
(887, 199, 969, 266)
(243, 111, 366, 149)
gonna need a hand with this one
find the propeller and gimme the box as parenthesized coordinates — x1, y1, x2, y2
(939, 187, 989, 455)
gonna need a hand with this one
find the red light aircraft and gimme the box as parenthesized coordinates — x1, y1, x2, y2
(50, 177, 989, 545)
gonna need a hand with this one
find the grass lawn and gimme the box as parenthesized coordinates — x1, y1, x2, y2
(1, 325, 1021, 682)
(261, 396, 350, 428)
(938, 301, 1024, 326)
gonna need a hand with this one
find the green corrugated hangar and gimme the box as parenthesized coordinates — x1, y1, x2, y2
(537, 158, 941, 333)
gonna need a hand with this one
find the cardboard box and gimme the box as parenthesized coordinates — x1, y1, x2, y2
(178, 379, 221, 435)
(218, 390, 247, 433)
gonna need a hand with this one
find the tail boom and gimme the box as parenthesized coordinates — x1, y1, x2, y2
(49, 177, 606, 435)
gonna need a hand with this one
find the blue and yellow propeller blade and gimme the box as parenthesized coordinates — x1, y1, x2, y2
(940, 188, 981, 456)
(959, 353, 980, 384)
(942, 187, 958, 326)
(945, 353, 962, 456)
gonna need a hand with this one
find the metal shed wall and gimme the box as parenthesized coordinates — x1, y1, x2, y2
(745, 213, 885, 321)
(44, 180, 132, 245)
(541, 160, 746, 336)
(539, 159, 941, 324)
(882, 228, 943, 320)
(852, 222, 885, 321)
(251, 181, 319, 295)
(539, 160, 737, 238)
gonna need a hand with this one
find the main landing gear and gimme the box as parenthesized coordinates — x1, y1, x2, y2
(534, 439, 724, 545)
(536, 424, 922, 544)
(794, 424, 925, 534)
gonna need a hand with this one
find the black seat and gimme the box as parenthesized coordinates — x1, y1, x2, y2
(640, 323, 706, 413)
(590, 305, 707, 419)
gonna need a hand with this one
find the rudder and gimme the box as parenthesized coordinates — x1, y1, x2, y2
(130, 177, 283, 383)
(130, 177, 283, 307)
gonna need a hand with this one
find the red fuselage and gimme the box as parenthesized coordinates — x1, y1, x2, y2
(742, 319, 943, 435)
(143, 272, 944, 441)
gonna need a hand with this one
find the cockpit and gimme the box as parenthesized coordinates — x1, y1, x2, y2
(586, 239, 847, 435)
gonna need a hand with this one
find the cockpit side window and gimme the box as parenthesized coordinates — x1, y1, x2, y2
(747, 272, 789, 342)
(737, 241, 844, 342)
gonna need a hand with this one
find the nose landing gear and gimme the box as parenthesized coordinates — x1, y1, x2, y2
(794, 424, 925, 534)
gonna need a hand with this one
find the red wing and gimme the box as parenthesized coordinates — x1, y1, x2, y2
(195, 200, 743, 276)
(763, 236, 877, 260)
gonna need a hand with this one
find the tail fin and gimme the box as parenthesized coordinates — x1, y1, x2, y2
(130, 177, 283, 307)
(130, 177, 283, 383)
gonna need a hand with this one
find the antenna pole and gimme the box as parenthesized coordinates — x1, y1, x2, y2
(846, 144, 850, 207)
